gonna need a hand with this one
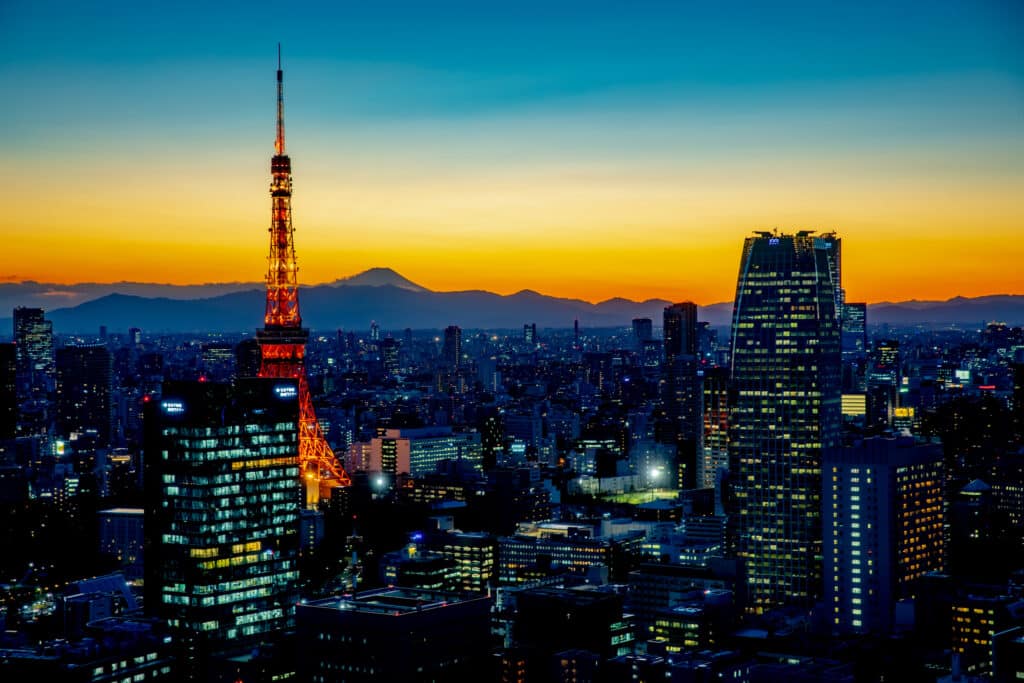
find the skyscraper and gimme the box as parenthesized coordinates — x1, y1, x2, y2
(867, 339, 900, 431)
(728, 231, 842, 610)
(443, 325, 462, 368)
(841, 303, 867, 357)
(13, 306, 54, 397)
(143, 379, 301, 679)
(632, 318, 653, 349)
(1014, 362, 1024, 445)
(663, 303, 698, 361)
(0, 343, 15, 440)
(524, 323, 537, 345)
(381, 337, 400, 375)
(662, 302, 701, 489)
(56, 344, 112, 444)
(700, 366, 729, 492)
(841, 302, 868, 397)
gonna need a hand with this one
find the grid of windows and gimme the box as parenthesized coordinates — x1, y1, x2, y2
(145, 380, 302, 678)
(729, 232, 842, 609)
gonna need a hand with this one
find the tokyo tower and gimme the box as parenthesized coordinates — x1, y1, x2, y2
(257, 47, 350, 505)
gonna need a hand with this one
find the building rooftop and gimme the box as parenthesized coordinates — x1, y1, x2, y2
(306, 587, 482, 616)
(98, 507, 144, 515)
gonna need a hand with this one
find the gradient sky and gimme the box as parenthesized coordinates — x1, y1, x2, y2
(2, 0, 1022, 305)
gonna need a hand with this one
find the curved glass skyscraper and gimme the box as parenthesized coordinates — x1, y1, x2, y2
(728, 231, 842, 610)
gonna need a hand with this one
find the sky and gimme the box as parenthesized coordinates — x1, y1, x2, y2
(1, 0, 1022, 305)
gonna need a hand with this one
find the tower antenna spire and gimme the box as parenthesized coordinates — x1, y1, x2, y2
(275, 43, 285, 155)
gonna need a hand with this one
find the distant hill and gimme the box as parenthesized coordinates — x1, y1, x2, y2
(0, 270, 1020, 333)
(867, 295, 1024, 326)
(30, 285, 697, 333)
(0, 267, 427, 313)
(0, 279, 261, 313)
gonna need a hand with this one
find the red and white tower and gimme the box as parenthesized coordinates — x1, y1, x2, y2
(257, 47, 350, 504)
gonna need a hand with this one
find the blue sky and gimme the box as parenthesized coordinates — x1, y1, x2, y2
(1, 0, 1022, 302)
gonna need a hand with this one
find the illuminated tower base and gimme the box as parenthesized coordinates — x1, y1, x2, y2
(258, 328, 349, 507)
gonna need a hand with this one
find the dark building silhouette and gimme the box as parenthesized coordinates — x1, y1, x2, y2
(234, 338, 262, 379)
(632, 317, 653, 349)
(728, 231, 842, 609)
(1014, 362, 1024, 445)
(0, 616, 176, 682)
(950, 478, 1018, 583)
(443, 325, 462, 368)
(296, 588, 492, 682)
(662, 302, 701, 488)
(664, 302, 697, 360)
(514, 586, 634, 678)
(56, 344, 113, 444)
(0, 342, 15, 440)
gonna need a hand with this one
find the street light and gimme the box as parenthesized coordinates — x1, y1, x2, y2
(649, 467, 664, 499)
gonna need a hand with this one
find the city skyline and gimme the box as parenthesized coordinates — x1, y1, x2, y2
(4, 3, 1024, 680)
(3, 1, 1023, 305)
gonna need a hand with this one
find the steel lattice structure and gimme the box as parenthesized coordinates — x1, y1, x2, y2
(257, 48, 350, 504)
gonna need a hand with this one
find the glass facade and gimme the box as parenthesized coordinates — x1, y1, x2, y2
(728, 231, 841, 609)
(144, 379, 302, 678)
(13, 306, 54, 395)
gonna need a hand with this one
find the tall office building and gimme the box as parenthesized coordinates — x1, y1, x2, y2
(524, 323, 537, 345)
(13, 306, 54, 396)
(632, 318, 653, 349)
(841, 303, 867, 357)
(728, 231, 842, 610)
(0, 343, 15, 440)
(381, 337, 400, 376)
(1014, 362, 1024, 445)
(443, 325, 462, 368)
(841, 302, 869, 416)
(234, 338, 262, 379)
(98, 507, 145, 580)
(199, 343, 235, 382)
(56, 344, 113, 444)
(143, 379, 302, 679)
(664, 303, 698, 361)
(867, 340, 900, 431)
(662, 302, 701, 489)
(823, 437, 944, 634)
(701, 366, 729, 491)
